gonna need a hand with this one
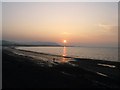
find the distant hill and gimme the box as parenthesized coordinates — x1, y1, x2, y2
(2, 40, 17, 46)
(2, 40, 61, 46)
(17, 41, 59, 45)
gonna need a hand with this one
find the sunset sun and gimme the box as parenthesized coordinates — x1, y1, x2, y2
(63, 40, 67, 43)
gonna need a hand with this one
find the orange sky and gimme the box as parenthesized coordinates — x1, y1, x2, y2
(2, 2, 118, 47)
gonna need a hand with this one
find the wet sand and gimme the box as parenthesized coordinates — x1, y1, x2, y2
(2, 47, 120, 88)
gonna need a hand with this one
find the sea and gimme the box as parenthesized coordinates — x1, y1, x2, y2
(17, 46, 119, 62)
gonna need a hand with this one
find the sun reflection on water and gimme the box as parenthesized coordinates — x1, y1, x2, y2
(62, 46, 67, 57)
(61, 46, 68, 63)
(61, 58, 68, 63)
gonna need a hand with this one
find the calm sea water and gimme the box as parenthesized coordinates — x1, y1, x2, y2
(17, 46, 118, 62)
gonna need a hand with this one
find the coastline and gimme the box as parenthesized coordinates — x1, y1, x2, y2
(2, 46, 120, 88)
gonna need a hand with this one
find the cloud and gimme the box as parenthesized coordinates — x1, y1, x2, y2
(98, 24, 118, 33)
(98, 24, 111, 30)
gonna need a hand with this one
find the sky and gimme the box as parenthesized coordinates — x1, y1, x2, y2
(0, 2, 2, 40)
(2, 2, 118, 47)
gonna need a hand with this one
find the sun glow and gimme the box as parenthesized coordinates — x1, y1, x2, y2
(63, 40, 67, 43)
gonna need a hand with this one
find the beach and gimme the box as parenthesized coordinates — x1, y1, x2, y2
(2, 47, 120, 88)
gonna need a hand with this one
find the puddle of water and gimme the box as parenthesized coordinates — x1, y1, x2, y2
(96, 72, 108, 77)
(98, 63, 116, 68)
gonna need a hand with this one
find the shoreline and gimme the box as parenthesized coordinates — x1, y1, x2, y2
(4, 46, 120, 67)
(13, 46, 120, 62)
(15, 46, 119, 62)
(2, 47, 120, 88)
